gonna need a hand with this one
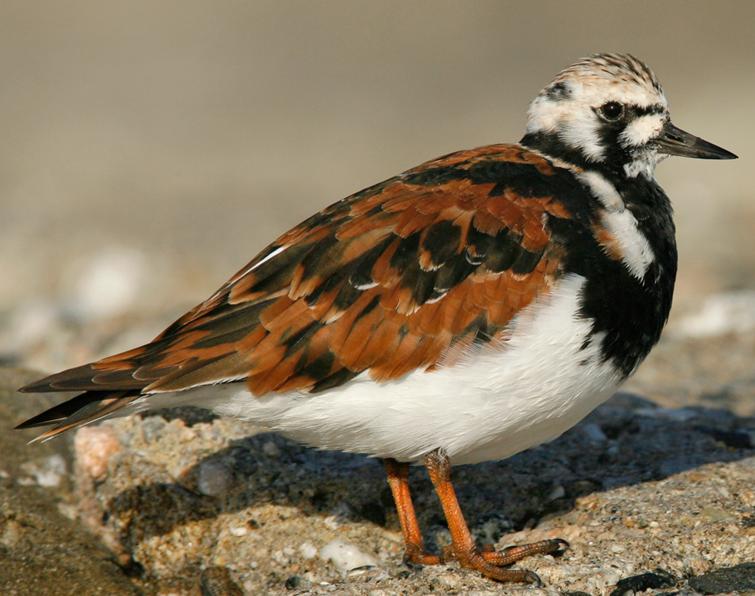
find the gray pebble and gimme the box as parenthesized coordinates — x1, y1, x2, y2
(197, 459, 233, 496)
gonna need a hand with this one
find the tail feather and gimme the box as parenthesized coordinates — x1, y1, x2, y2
(18, 363, 146, 393)
(16, 391, 139, 443)
(15, 391, 111, 429)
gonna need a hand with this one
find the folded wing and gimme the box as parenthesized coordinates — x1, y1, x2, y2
(19, 144, 583, 438)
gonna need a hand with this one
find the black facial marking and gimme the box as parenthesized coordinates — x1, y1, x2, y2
(521, 131, 592, 170)
(633, 104, 666, 117)
(546, 81, 570, 100)
(522, 103, 668, 177)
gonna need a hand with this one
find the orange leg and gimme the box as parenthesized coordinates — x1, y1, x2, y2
(424, 449, 568, 584)
(384, 458, 440, 565)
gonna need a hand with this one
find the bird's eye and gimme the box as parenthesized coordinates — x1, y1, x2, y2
(598, 101, 625, 122)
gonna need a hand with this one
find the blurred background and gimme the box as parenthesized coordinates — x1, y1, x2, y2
(1, 0, 753, 374)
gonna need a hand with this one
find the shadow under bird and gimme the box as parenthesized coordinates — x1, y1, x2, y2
(17, 54, 736, 585)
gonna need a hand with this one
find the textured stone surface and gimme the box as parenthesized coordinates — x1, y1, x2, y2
(54, 323, 754, 595)
(688, 562, 755, 594)
(0, 369, 140, 595)
(75, 422, 753, 595)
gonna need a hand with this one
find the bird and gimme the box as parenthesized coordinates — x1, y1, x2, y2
(17, 53, 736, 585)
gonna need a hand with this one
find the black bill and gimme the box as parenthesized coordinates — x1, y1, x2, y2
(656, 122, 737, 159)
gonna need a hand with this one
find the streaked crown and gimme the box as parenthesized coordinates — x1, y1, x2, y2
(524, 53, 670, 175)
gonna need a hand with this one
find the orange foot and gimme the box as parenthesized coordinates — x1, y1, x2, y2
(416, 538, 566, 584)
(384, 454, 570, 585)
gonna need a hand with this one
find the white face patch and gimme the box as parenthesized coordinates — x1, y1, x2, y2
(558, 109, 606, 162)
(620, 113, 666, 147)
(577, 171, 655, 280)
(527, 94, 606, 162)
(526, 56, 669, 166)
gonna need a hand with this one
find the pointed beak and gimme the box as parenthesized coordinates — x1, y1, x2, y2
(655, 121, 738, 160)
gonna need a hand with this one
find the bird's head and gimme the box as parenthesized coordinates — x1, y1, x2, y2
(522, 53, 736, 177)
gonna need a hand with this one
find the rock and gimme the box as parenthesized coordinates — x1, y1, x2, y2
(299, 541, 318, 559)
(0, 368, 141, 595)
(0, 300, 58, 358)
(546, 484, 566, 501)
(199, 565, 244, 596)
(580, 422, 608, 444)
(0, 483, 141, 595)
(63, 247, 147, 322)
(688, 563, 755, 594)
(696, 426, 753, 449)
(20, 453, 67, 487)
(320, 539, 380, 573)
(609, 569, 676, 595)
(262, 439, 282, 458)
(284, 574, 311, 590)
(675, 290, 755, 338)
(74, 426, 122, 480)
(197, 458, 234, 496)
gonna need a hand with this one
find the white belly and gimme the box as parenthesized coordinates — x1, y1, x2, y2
(162, 274, 622, 465)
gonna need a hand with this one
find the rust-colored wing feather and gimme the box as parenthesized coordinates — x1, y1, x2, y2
(21, 145, 585, 408)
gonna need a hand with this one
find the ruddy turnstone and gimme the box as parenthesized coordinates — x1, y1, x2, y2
(17, 54, 736, 584)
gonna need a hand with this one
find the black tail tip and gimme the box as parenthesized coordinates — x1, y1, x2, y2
(14, 414, 55, 430)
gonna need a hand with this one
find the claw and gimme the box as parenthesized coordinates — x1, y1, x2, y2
(419, 450, 565, 586)
(551, 538, 570, 557)
(524, 571, 543, 587)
